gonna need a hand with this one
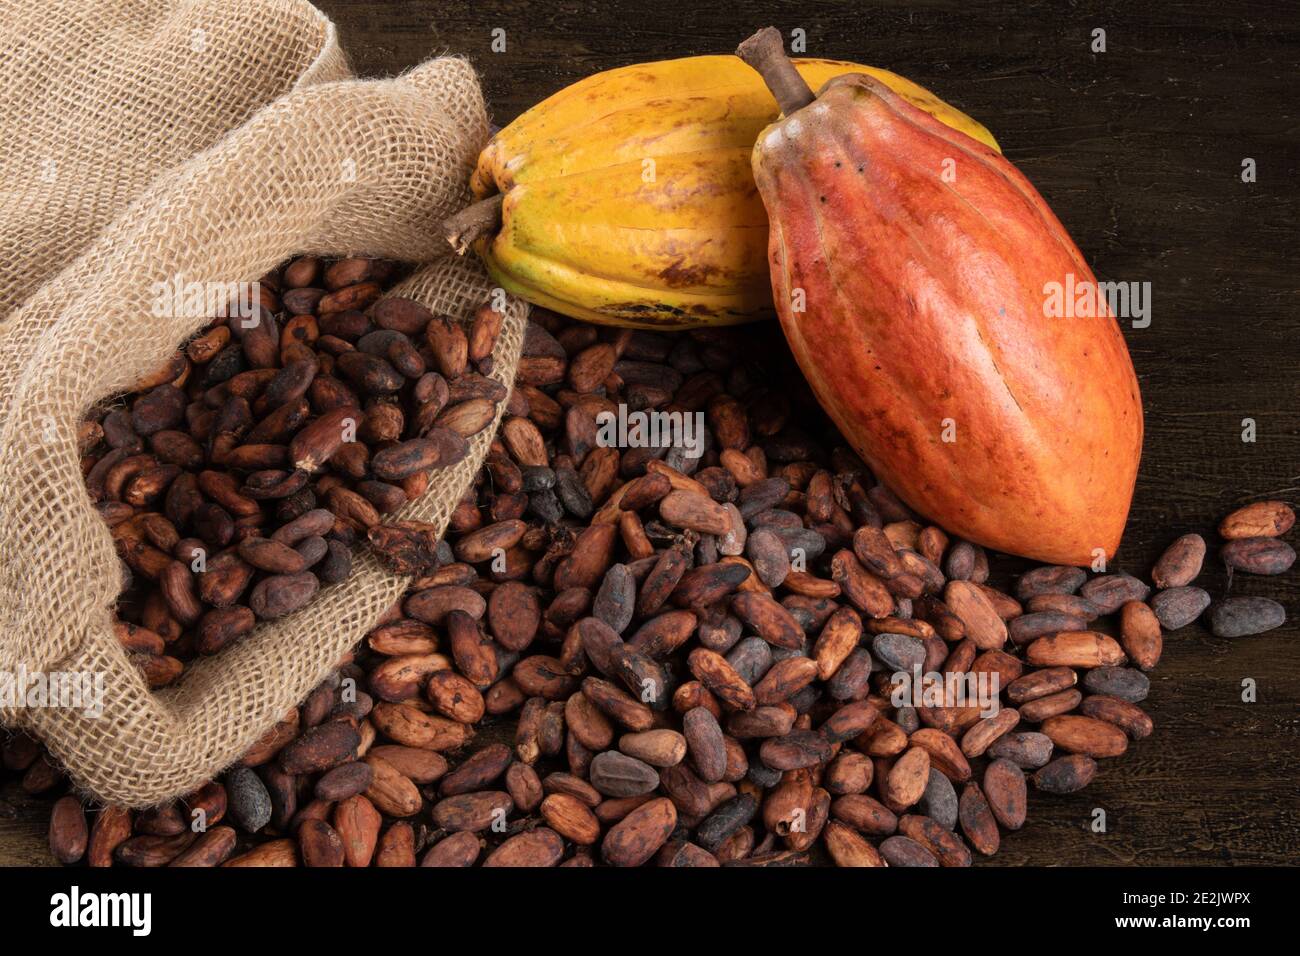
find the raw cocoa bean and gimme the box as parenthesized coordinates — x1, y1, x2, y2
(1208, 597, 1286, 637)
(1219, 500, 1295, 539)
(1220, 537, 1296, 575)
(1033, 754, 1097, 793)
(1152, 533, 1206, 588)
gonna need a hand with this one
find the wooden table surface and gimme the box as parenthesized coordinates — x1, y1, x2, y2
(3, 0, 1297, 866)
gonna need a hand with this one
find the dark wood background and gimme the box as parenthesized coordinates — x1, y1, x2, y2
(2, 0, 1297, 865)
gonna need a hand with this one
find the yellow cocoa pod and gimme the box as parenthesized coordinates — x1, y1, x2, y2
(462, 55, 997, 329)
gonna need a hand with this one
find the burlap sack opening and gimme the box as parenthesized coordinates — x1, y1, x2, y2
(0, 1, 528, 807)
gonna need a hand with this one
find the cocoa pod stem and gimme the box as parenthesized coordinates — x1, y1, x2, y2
(736, 27, 815, 115)
(442, 194, 505, 255)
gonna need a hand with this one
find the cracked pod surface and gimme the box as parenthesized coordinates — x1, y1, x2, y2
(468, 55, 998, 329)
(749, 71, 1142, 565)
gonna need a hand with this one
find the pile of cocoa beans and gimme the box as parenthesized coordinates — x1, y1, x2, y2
(77, 257, 504, 684)
(17, 294, 1297, 867)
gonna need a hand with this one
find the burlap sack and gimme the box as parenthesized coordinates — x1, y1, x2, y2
(0, 0, 527, 807)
